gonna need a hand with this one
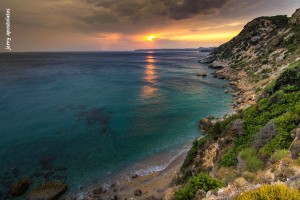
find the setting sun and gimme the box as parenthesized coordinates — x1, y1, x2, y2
(147, 35, 155, 41)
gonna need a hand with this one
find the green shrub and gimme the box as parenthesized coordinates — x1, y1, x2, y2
(270, 149, 289, 163)
(247, 156, 263, 172)
(282, 84, 298, 93)
(174, 173, 222, 200)
(234, 184, 300, 200)
(239, 148, 263, 172)
(268, 90, 285, 105)
(220, 149, 238, 167)
(239, 148, 255, 160)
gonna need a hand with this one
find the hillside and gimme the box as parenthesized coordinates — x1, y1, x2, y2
(171, 8, 300, 200)
(200, 9, 300, 110)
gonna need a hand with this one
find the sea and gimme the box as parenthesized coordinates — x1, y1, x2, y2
(0, 51, 232, 198)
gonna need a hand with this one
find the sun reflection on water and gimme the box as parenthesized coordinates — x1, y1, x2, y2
(141, 53, 158, 98)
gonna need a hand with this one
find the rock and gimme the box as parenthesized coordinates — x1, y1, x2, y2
(230, 119, 245, 136)
(131, 174, 138, 179)
(224, 90, 229, 94)
(195, 189, 206, 199)
(229, 81, 238, 86)
(208, 61, 228, 69)
(10, 178, 31, 196)
(110, 195, 118, 200)
(28, 182, 67, 200)
(93, 187, 103, 194)
(198, 56, 215, 64)
(290, 139, 300, 159)
(197, 73, 207, 77)
(237, 98, 243, 104)
(134, 189, 142, 196)
(199, 118, 213, 133)
(289, 8, 300, 25)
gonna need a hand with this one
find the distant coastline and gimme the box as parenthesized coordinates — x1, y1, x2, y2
(134, 47, 216, 52)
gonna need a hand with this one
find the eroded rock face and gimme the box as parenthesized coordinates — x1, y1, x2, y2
(289, 8, 300, 25)
(10, 178, 31, 196)
(28, 182, 67, 200)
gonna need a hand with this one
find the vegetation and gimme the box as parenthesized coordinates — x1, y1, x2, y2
(270, 149, 289, 163)
(174, 173, 222, 200)
(178, 61, 300, 184)
(239, 148, 263, 172)
(234, 184, 300, 200)
(175, 10, 300, 198)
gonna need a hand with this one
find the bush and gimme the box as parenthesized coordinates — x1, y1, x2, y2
(220, 149, 238, 167)
(217, 167, 238, 185)
(234, 184, 300, 200)
(234, 177, 248, 188)
(247, 156, 263, 172)
(268, 90, 285, 105)
(174, 173, 222, 200)
(239, 148, 255, 160)
(242, 171, 256, 183)
(270, 149, 289, 163)
(239, 148, 263, 172)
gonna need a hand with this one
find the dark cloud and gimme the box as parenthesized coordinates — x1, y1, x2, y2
(80, 0, 231, 23)
(164, 0, 231, 20)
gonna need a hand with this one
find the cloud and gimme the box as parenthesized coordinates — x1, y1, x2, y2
(80, 0, 231, 22)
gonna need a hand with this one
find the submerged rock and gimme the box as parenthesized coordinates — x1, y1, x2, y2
(28, 182, 67, 200)
(197, 73, 207, 77)
(10, 178, 31, 196)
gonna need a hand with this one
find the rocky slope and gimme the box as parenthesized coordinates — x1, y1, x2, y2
(171, 8, 300, 200)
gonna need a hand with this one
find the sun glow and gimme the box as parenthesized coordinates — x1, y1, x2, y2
(147, 35, 155, 41)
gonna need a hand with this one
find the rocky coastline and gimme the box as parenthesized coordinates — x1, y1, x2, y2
(198, 57, 256, 111)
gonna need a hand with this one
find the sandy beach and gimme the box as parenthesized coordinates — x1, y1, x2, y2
(71, 149, 188, 200)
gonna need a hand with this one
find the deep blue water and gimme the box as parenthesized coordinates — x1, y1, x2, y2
(0, 51, 231, 198)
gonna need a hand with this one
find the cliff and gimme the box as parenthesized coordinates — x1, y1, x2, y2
(172, 8, 300, 200)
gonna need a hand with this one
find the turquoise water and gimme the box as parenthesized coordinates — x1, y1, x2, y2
(0, 51, 231, 198)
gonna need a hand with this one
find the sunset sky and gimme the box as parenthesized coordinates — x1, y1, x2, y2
(0, 0, 299, 52)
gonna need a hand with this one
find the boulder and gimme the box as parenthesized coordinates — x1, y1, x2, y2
(199, 118, 213, 133)
(93, 187, 105, 194)
(134, 189, 142, 196)
(131, 173, 138, 179)
(195, 189, 206, 199)
(28, 182, 67, 200)
(208, 61, 228, 69)
(10, 178, 31, 196)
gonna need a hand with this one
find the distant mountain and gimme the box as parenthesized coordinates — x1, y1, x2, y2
(134, 47, 216, 52)
(134, 48, 199, 52)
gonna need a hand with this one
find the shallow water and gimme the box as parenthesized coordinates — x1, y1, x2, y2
(0, 51, 231, 198)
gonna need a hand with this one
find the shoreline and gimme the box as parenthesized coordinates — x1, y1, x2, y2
(69, 145, 189, 200)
